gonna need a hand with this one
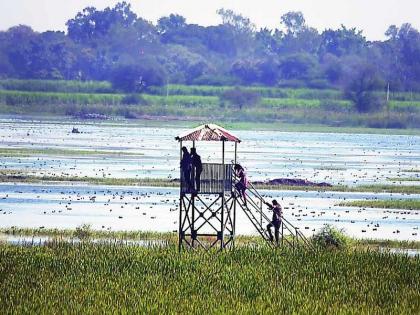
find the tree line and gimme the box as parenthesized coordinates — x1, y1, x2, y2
(0, 2, 419, 105)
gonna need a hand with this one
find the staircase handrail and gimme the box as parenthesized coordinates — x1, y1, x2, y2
(231, 166, 313, 250)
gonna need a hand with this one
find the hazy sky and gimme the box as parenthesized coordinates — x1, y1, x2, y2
(1, 0, 419, 40)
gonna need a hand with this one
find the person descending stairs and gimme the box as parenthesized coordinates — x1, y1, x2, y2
(233, 164, 313, 250)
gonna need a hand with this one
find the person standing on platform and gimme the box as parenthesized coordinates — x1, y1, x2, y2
(181, 146, 193, 192)
(190, 147, 202, 192)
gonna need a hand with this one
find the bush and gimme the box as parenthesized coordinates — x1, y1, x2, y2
(191, 75, 239, 86)
(311, 224, 350, 250)
(121, 94, 147, 105)
(220, 87, 261, 110)
(110, 60, 166, 93)
(73, 224, 92, 240)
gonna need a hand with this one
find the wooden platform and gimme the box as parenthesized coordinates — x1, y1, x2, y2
(181, 163, 233, 195)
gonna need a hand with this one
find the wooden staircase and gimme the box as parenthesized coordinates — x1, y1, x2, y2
(234, 175, 314, 250)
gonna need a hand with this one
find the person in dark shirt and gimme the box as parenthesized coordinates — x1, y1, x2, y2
(265, 199, 282, 245)
(234, 164, 248, 206)
(190, 147, 202, 192)
(180, 146, 192, 191)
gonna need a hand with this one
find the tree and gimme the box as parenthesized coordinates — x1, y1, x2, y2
(280, 12, 306, 36)
(279, 53, 317, 80)
(319, 26, 367, 57)
(157, 14, 186, 35)
(230, 59, 260, 84)
(220, 87, 261, 110)
(66, 2, 137, 43)
(216, 8, 256, 55)
(110, 59, 166, 92)
(344, 62, 384, 112)
(277, 12, 321, 54)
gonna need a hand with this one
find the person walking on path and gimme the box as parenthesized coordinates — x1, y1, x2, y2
(265, 199, 282, 245)
(181, 146, 193, 192)
(234, 164, 248, 206)
(190, 147, 202, 192)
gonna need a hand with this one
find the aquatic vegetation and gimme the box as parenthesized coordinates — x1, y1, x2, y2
(311, 224, 352, 249)
(0, 227, 177, 242)
(1, 173, 420, 194)
(0, 243, 419, 313)
(402, 169, 420, 173)
(73, 224, 93, 240)
(338, 199, 420, 210)
(387, 177, 420, 182)
(2, 227, 420, 249)
(0, 147, 144, 157)
(0, 174, 179, 187)
(0, 79, 113, 93)
(1, 83, 419, 128)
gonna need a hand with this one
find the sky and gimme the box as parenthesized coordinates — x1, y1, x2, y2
(0, 0, 419, 40)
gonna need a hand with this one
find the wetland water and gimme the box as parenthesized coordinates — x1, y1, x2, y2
(0, 118, 419, 241)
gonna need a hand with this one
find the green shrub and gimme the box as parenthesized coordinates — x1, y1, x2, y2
(121, 94, 147, 105)
(220, 87, 261, 110)
(311, 224, 351, 250)
(73, 224, 92, 240)
(0, 79, 113, 93)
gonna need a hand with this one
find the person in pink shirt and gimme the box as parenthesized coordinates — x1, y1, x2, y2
(234, 164, 248, 206)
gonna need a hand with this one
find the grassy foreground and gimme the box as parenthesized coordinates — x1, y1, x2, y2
(2, 227, 420, 249)
(0, 243, 419, 313)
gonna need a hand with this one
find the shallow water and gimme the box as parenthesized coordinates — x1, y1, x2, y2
(1, 118, 419, 185)
(0, 183, 418, 241)
(0, 118, 419, 241)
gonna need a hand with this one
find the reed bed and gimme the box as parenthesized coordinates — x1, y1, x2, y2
(0, 243, 419, 313)
(1, 173, 420, 194)
(338, 199, 420, 210)
(0, 83, 419, 128)
(0, 79, 113, 93)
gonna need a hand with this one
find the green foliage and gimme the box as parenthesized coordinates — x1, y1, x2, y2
(121, 94, 147, 105)
(311, 224, 351, 249)
(344, 62, 385, 112)
(110, 61, 166, 93)
(1, 3, 420, 92)
(0, 79, 113, 93)
(220, 87, 261, 109)
(0, 82, 419, 128)
(338, 199, 420, 210)
(0, 244, 419, 313)
(73, 224, 92, 240)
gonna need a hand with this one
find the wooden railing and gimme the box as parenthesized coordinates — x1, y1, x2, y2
(233, 172, 314, 250)
(180, 163, 233, 194)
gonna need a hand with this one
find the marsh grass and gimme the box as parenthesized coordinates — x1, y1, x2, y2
(0, 79, 113, 93)
(1, 173, 419, 194)
(0, 174, 178, 187)
(388, 177, 420, 182)
(1, 86, 420, 129)
(0, 243, 419, 313)
(0, 147, 144, 157)
(0, 227, 177, 241)
(2, 227, 420, 249)
(337, 199, 420, 210)
(402, 169, 420, 173)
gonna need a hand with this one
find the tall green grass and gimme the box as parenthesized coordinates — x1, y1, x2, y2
(0, 244, 419, 313)
(149, 84, 345, 100)
(338, 199, 420, 210)
(0, 83, 419, 129)
(0, 90, 123, 106)
(0, 79, 113, 93)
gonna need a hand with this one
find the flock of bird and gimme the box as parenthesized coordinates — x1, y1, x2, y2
(0, 121, 419, 241)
